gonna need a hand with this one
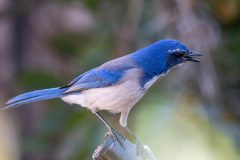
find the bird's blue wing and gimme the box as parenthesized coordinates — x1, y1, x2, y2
(64, 69, 122, 93)
(63, 55, 137, 94)
(65, 68, 98, 87)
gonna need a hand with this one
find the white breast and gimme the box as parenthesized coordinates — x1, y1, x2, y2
(143, 76, 159, 90)
(61, 68, 145, 114)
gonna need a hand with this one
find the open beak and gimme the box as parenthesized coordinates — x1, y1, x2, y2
(185, 50, 203, 62)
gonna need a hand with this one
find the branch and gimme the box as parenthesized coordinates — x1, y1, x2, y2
(92, 133, 157, 160)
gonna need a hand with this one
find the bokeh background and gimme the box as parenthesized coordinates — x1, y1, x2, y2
(0, 0, 240, 159)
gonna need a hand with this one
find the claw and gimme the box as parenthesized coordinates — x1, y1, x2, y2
(109, 128, 126, 150)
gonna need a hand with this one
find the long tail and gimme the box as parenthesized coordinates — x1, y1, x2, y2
(2, 87, 68, 110)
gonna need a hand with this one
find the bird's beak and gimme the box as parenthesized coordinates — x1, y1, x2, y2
(185, 50, 203, 62)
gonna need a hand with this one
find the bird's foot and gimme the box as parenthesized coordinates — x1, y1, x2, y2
(106, 128, 126, 150)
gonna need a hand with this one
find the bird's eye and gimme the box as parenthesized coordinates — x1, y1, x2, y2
(174, 51, 185, 58)
(168, 49, 186, 58)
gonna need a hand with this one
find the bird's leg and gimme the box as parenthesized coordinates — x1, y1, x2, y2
(124, 127, 149, 158)
(124, 127, 139, 143)
(94, 112, 125, 149)
(120, 111, 142, 146)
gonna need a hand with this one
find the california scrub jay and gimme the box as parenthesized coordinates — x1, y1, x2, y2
(2, 39, 201, 146)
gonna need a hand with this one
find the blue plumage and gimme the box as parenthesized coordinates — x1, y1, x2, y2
(64, 64, 135, 93)
(5, 88, 68, 109)
(132, 40, 189, 75)
(2, 39, 202, 130)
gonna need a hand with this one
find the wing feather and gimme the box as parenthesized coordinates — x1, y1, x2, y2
(63, 55, 137, 94)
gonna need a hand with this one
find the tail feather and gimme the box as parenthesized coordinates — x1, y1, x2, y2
(3, 87, 68, 110)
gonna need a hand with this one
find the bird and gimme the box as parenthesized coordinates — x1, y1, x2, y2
(2, 39, 202, 147)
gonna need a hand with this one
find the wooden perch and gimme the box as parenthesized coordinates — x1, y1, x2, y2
(92, 133, 157, 160)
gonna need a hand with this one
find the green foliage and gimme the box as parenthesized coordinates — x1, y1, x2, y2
(50, 33, 92, 58)
(17, 70, 60, 89)
(83, 0, 99, 10)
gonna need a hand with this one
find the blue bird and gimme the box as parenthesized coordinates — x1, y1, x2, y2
(2, 39, 202, 147)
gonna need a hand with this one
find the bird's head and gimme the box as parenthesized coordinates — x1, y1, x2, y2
(132, 39, 202, 76)
(165, 40, 202, 68)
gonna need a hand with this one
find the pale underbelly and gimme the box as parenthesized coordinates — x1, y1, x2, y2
(61, 80, 145, 113)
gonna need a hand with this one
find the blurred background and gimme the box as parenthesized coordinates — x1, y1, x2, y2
(0, 0, 240, 159)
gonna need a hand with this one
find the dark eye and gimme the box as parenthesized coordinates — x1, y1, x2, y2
(168, 49, 186, 58)
(174, 52, 185, 58)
